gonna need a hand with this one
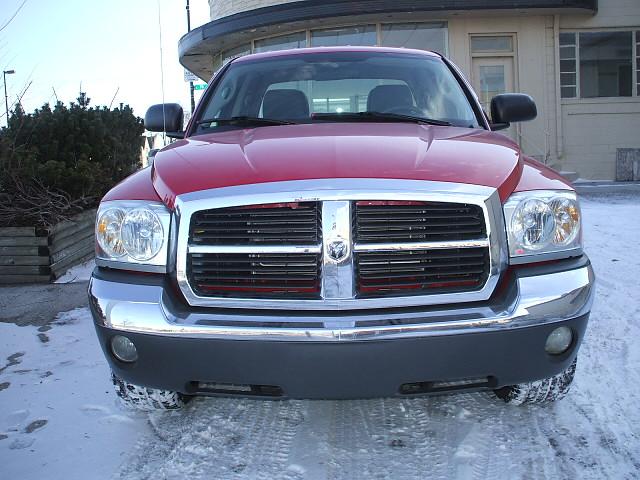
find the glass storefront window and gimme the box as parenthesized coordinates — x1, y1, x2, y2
(254, 32, 307, 53)
(311, 25, 376, 47)
(215, 22, 456, 82)
(222, 44, 251, 66)
(381, 22, 447, 54)
(579, 31, 632, 98)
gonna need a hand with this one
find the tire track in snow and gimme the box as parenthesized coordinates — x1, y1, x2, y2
(117, 398, 305, 480)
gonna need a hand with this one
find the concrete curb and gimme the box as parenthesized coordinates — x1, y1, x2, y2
(574, 182, 640, 196)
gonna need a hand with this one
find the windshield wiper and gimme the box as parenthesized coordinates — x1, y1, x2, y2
(312, 111, 451, 126)
(197, 116, 297, 127)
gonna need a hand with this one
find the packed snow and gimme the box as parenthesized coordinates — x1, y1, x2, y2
(1, 195, 639, 479)
(54, 259, 95, 284)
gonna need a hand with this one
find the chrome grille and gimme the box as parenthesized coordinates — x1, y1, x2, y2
(176, 179, 502, 310)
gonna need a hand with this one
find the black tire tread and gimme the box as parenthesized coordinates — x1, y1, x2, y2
(111, 372, 190, 411)
(494, 358, 577, 406)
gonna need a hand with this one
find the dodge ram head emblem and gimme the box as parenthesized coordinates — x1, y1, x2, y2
(327, 240, 348, 261)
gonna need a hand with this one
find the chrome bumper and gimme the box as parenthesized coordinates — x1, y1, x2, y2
(89, 258, 595, 342)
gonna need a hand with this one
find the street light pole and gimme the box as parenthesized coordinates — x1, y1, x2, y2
(3, 69, 15, 126)
(186, 0, 195, 114)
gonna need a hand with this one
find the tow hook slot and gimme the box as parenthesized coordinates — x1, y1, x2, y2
(194, 382, 284, 397)
(400, 376, 496, 395)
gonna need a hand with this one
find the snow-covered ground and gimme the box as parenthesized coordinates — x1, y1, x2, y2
(1, 196, 639, 479)
(54, 259, 95, 284)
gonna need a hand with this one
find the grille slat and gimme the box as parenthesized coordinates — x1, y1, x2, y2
(359, 262, 486, 274)
(356, 228, 484, 238)
(356, 206, 477, 214)
(357, 213, 480, 221)
(192, 234, 318, 241)
(359, 269, 486, 280)
(357, 251, 486, 262)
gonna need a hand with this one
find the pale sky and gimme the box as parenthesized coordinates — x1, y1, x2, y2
(1, 0, 210, 124)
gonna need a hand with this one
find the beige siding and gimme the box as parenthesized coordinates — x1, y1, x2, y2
(448, 16, 553, 163)
(558, 0, 640, 179)
(209, 0, 298, 20)
(561, 100, 640, 180)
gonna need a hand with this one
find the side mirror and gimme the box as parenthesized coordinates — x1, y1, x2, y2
(490, 94, 537, 131)
(144, 103, 184, 138)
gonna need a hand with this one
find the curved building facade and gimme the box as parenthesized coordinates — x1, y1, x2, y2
(179, 0, 640, 181)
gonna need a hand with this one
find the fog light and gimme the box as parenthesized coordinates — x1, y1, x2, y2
(111, 335, 138, 363)
(545, 326, 573, 355)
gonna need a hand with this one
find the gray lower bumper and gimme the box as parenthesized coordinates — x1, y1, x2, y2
(89, 257, 595, 398)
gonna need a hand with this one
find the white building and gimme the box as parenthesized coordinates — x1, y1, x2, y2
(179, 0, 640, 181)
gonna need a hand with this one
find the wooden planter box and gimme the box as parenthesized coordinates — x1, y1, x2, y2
(0, 209, 96, 284)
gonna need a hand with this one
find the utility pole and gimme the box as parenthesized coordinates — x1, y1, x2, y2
(186, 0, 195, 114)
(3, 69, 15, 126)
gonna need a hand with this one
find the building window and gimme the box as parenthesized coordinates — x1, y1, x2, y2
(254, 32, 307, 53)
(560, 31, 637, 99)
(380, 22, 448, 54)
(470, 35, 514, 54)
(311, 25, 377, 47)
(636, 31, 640, 96)
(222, 44, 251, 66)
(580, 31, 632, 98)
(559, 33, 578, 98)
(215, 22, 450, 72)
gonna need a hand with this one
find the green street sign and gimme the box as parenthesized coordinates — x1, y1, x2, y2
(193, 84, 207, 91)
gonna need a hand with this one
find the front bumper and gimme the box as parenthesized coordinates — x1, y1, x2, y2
(89, 257, 595, 399)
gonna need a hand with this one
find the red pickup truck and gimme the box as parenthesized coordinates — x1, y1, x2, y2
(89, 47, 594, 410)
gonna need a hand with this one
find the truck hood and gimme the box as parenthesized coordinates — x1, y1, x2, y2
(152, 123, 522, 206)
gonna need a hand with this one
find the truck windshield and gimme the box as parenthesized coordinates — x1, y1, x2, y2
(195, 51, 481, 132)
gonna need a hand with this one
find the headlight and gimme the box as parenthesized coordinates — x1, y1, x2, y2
(121, 208, 164, 261)
(95, 201, 170, 271)
(96, 208, 126, 258)
(504, 190, 582, 263)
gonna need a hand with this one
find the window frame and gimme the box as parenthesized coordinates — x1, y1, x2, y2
(636, 30, 640, 96)
(559, 28, 639, 101)
(470, 34, 516, 56)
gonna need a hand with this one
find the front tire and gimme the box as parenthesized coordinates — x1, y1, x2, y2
(494, 358, 577, 406)
(111, 373, 191, 410)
